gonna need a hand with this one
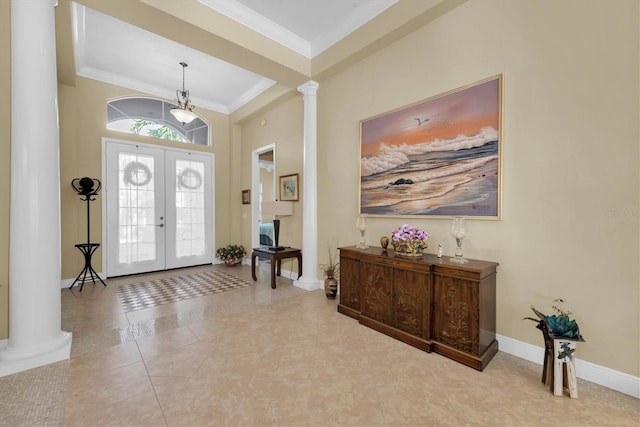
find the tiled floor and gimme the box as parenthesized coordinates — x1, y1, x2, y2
(1, 263, 639, 426)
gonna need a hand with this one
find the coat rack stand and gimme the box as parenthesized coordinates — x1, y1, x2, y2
(70, 177, 106, 291)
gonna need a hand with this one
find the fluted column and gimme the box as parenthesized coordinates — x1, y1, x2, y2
(293, 81, 322, 291)
(0, 0, 72, 376)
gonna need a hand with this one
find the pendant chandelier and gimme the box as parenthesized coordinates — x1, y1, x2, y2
(170, 62, 198, 125)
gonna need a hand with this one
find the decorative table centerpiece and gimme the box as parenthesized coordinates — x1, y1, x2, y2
(390, 224, 428, 257)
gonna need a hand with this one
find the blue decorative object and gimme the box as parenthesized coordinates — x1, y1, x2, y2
(527, 305, 585, 342)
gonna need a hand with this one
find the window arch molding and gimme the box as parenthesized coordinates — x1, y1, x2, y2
(107, 97, 210, 146)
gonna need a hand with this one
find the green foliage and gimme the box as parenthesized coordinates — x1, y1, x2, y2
(524, 300, 585, 341)
(546, 314, 582, 340)
(216, 244, 246, 261)
(130, 119, 185, 141)
(319, 239, 340, 278)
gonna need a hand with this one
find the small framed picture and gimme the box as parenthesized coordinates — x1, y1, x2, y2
(241, 189, 251, 204)
(279, 174, 299, 201)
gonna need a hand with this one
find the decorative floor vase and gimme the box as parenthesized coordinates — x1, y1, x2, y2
(324, 277, 338, 299)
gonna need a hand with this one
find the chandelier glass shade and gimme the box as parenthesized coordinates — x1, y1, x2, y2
(170, 62, 198, 125)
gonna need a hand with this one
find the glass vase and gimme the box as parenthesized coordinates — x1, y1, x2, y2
(449, 216, 468, 264)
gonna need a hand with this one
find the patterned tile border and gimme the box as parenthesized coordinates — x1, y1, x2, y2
(116, 269, 253, 312)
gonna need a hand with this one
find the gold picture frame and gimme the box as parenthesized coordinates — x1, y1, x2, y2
(359, 74, 502, 219)
(241, 189, 250, 204)
(279, 174, 299, 201)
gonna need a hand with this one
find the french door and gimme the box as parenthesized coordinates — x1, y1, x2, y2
(105, 140, 214, 277)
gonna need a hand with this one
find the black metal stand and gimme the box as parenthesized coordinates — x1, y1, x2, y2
(70, 243, 106, 291)
(69, 177, 105, 291)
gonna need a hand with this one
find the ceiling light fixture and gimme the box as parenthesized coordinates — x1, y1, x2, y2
(170, 62, 198, 125)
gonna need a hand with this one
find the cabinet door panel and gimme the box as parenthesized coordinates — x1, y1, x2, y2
(433, 275, 479, 355)
(361, 263, 393, 324)
(340, 256, 360, 311)
(394, 269, 427, 336)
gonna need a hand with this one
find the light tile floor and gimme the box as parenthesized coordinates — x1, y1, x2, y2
(1, 263, 638, 426)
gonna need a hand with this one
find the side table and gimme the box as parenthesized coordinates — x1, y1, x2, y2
(251, 247, 302, 289)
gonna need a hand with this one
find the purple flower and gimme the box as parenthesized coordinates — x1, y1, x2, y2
(390, 225, 428, 244)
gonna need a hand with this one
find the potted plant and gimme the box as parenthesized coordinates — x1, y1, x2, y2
(320, 241, 340, 299)
(216, 244, 246, 266)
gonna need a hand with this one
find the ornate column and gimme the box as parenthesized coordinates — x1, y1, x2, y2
(0, 0, 72, 376)
(293, 81, 322, 291)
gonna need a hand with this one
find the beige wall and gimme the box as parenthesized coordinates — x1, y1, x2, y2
(240, 96, 304, 268)
(57, 77, 233, 279)
(0, 0, 10, 339)
(312, 0, 638, 375)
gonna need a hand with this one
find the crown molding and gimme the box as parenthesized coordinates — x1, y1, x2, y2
(198, 0, 312, 58)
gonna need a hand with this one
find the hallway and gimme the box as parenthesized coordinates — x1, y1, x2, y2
(1, 263, 638, 426)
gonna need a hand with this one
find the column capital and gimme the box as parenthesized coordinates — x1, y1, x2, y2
(297, 80, 319, 96)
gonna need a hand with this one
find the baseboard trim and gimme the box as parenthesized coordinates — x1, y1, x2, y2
(293, 277, 323, 291)
(497, 333, 640, 399)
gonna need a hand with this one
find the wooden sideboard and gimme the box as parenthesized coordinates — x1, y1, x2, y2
(338, 246, 499, 371)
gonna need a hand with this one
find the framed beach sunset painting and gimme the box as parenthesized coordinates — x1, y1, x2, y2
(359, 75, 502, 219)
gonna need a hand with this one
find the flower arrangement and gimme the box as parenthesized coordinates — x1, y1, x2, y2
(216, 244, 246, 264)
(524, 299, 585, 341)
(390, 224, 428, 256)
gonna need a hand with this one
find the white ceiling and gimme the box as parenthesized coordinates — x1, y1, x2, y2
(202, 0, 397, 58)
(71, 0, 397, 114)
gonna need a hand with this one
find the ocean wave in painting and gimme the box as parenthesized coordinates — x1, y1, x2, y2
(360, 127, 499, 216)
(362, 127, 498, 177)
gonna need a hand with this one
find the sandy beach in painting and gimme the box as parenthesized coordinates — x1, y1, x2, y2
(360, 129, 499, 216)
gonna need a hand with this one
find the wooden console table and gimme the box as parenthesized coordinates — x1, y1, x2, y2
(338, 246, 498, 371)
(251, 247, 302, 289)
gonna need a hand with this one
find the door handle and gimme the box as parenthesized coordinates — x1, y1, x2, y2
(157, 224, 164, 228)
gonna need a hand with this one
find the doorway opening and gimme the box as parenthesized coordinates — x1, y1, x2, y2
(102, 139, 215, 277)
(251, 144, 275, 249)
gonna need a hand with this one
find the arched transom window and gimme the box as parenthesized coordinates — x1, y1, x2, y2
(107, 97, 209, 146)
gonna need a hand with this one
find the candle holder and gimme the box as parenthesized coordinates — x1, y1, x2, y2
(356, 215, 368, 249)
(449, 216, 469, 265)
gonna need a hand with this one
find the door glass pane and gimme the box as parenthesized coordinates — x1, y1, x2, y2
(175, 159, 205, 258)
(118, 153, 156, 263)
